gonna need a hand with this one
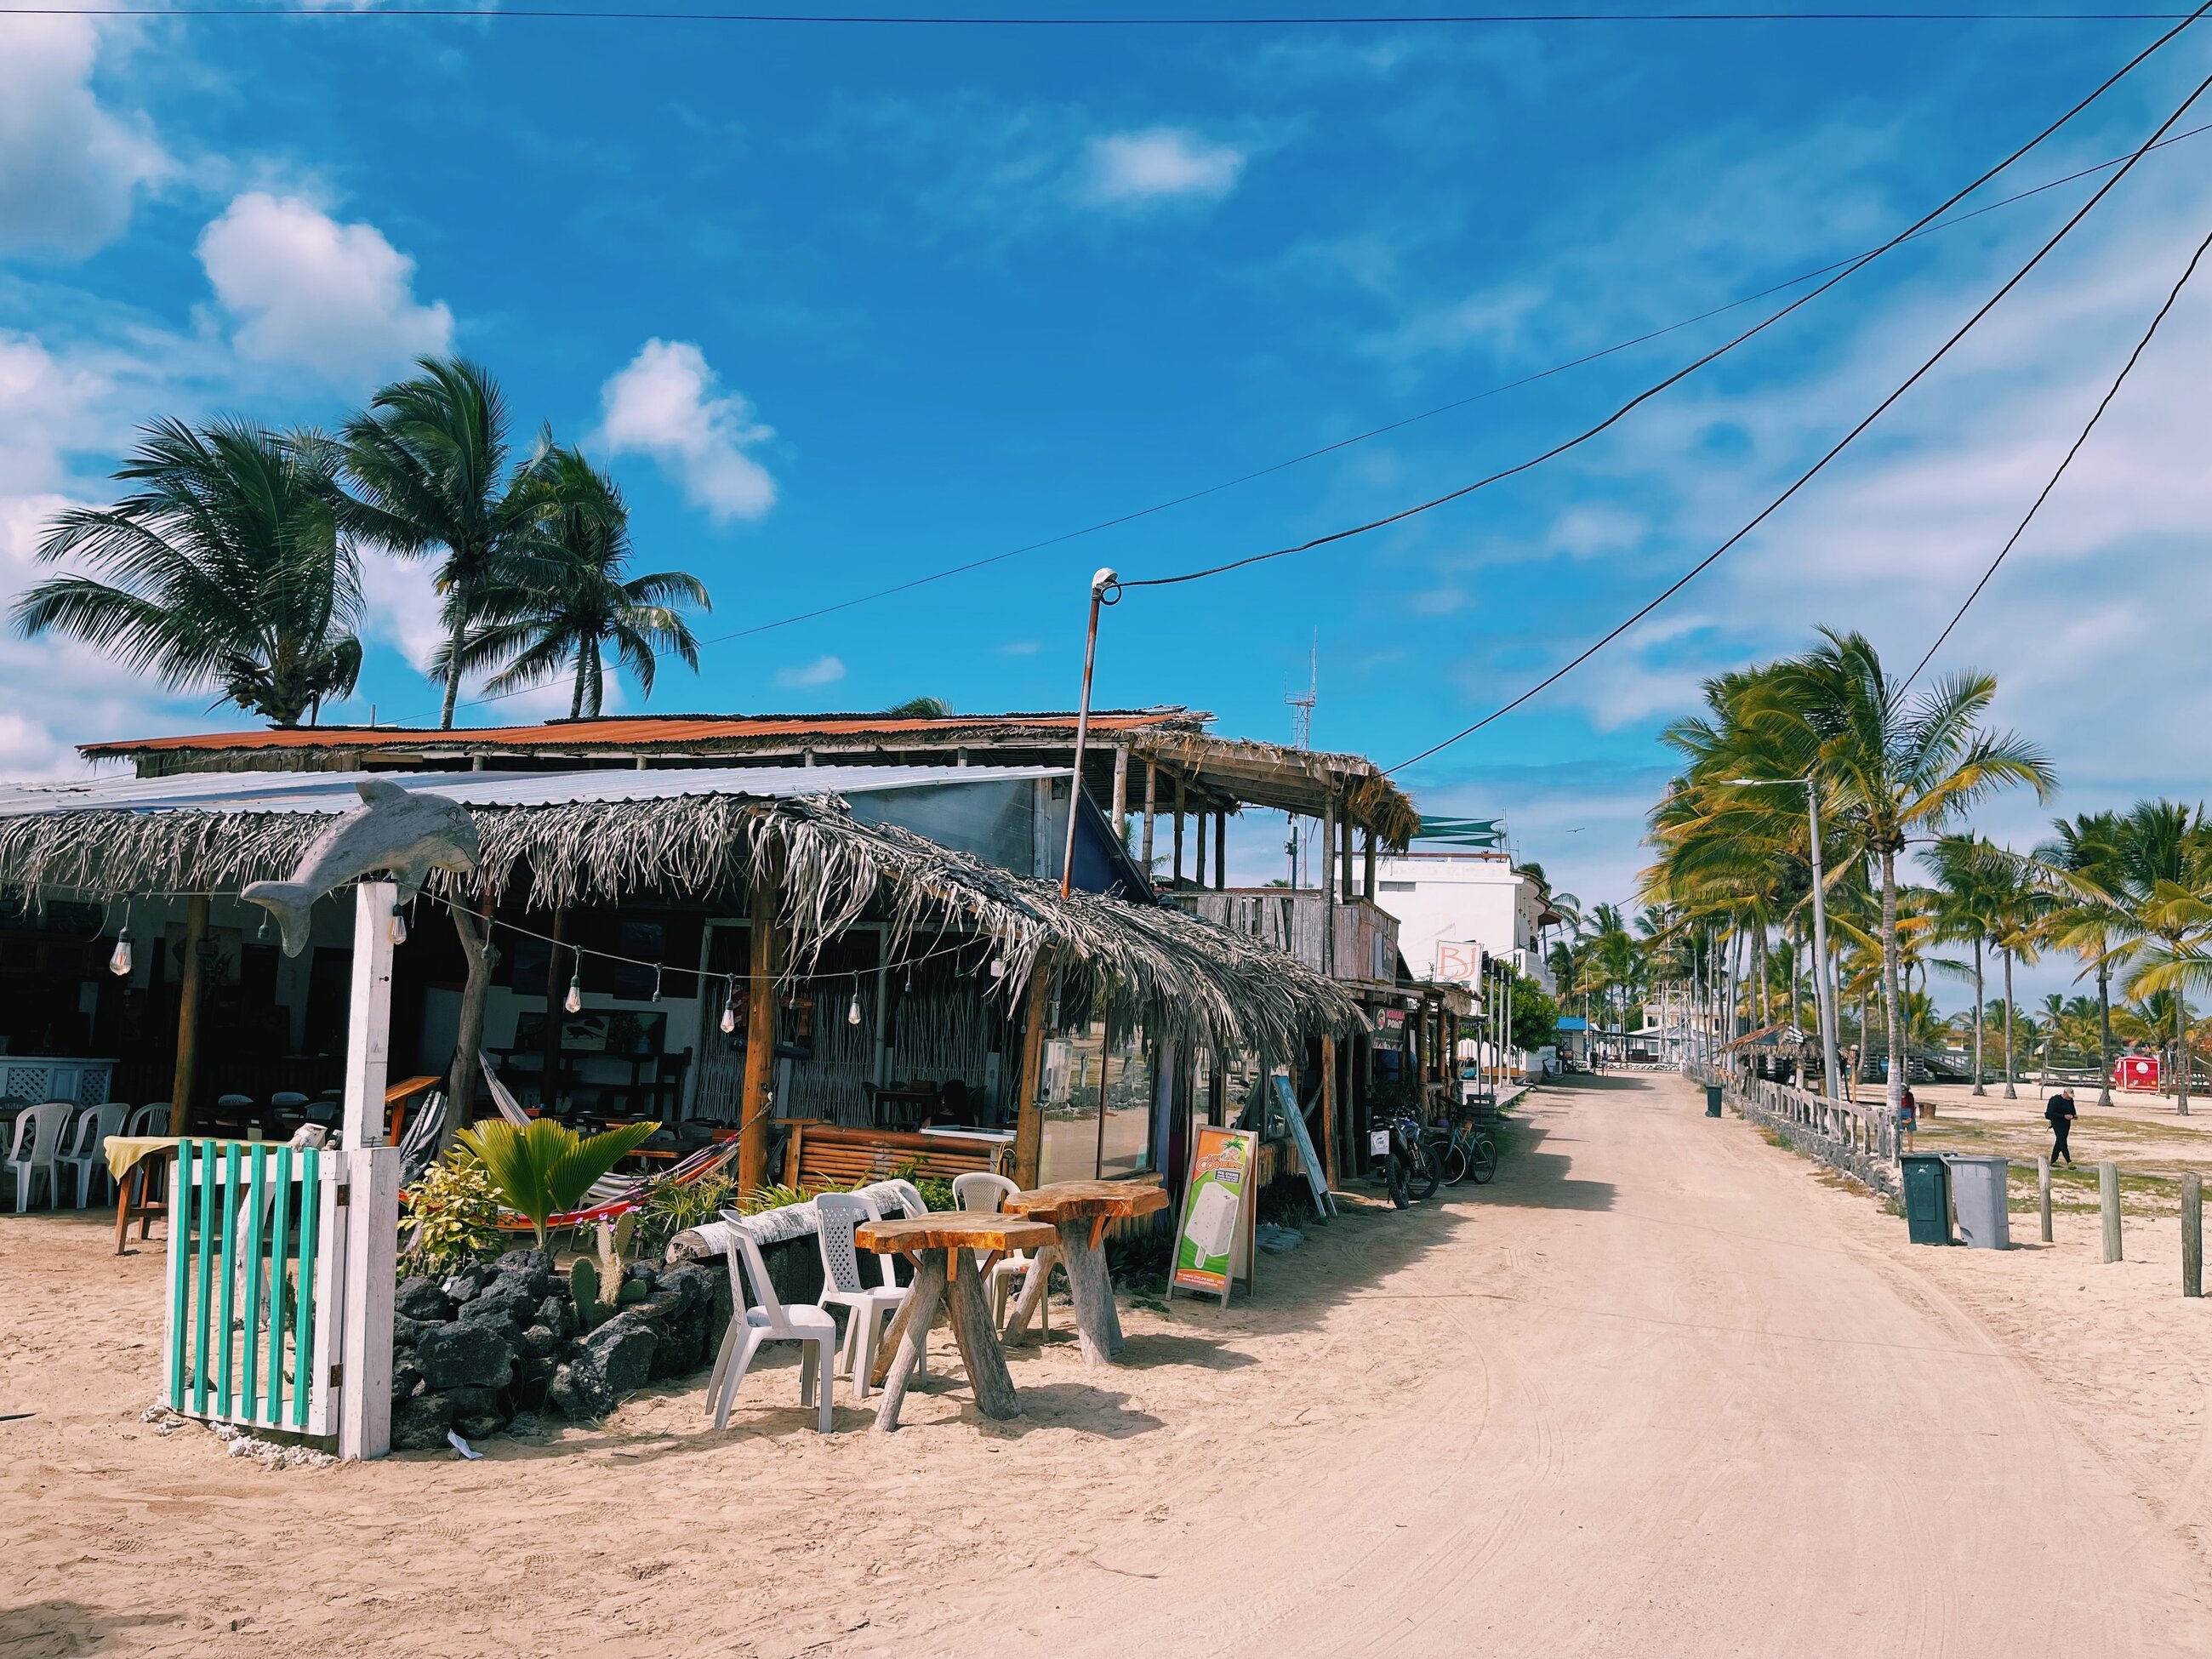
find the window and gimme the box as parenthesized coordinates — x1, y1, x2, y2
(1379, 880, 1417, 892)
(1035, 978, 1157, 1183)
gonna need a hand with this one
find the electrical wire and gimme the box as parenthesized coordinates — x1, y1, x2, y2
(1384, 59, 2212, 776)
(0, 7, 2195, 23)
(400, 117, 2212, 729)
(1118, 0, 2209, 595)
(1902, 217, 2212, 688)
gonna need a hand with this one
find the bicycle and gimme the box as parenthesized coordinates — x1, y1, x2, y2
(1373, 1109, 1441, 1208)
(1432, 1108, 1499, 1187)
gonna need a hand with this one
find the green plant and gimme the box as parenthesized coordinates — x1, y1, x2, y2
(631, 1172, 738, 1261)
(570, 1257, 612, 1331)
(890, 1161, 955, 1213)
(455, 1116, 659, 1246)
(400, 1147, 504, 1274)
(732, 1181, 808, 1217)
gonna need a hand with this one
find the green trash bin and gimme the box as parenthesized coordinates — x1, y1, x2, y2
(1704, 1083, 1724, 1117)
(1901, 1154, 1954, 1246)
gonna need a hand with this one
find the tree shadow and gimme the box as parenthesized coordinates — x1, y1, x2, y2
(0, 1602, 181, 1657)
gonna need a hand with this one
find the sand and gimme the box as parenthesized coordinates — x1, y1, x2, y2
(6, 1071, 2211, 1657)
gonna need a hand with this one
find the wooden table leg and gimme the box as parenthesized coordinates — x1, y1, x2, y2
(873, 1254, 945, 1433)
(1057, 1218, 1125, 1365)
(113, 1163, 138, 1255)
(1002, 1244, 1059, 1344)
(944, 1248, 1022, 1421)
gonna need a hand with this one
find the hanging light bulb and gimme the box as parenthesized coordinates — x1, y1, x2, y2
(256, 910, 271, 941)
(847, 981, 863, 1025)
(720, 980, 738, 1034)
(651, 964, 664, 1003)
(903, 967, 914, 993)
(109, 929, 134, 978)
(565, 965, 583, 1015)
(989, 956, 1005, 979)
(388, 904, 408, 946)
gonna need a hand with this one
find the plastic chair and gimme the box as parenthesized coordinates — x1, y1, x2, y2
(3, 1101, 73, 1212)
(954, 1172, 1047, 1337)
(706, 1218, 837, 1433)
(815, 1193, 912, 1402)
(124, 1103, 170, 1137)
(58, 1102, 129, 1207)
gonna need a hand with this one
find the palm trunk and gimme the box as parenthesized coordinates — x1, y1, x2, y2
(570, 649, 588, 719)
(1880, 846, 1905, 1111)
(439, 615, 465, 729)
(2097, 961, 2113, 1107)
(2177, 986, 2192, 1117)
(2003, 950, 2016, 1099)
(1970, 938, 1986, 1094)
(445, 892, 499, 1147)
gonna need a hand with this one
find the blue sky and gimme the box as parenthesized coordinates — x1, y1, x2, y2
(4, 6, 2210, 1001)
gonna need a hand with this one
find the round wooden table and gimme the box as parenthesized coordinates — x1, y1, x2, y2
(852, 1213, 1056, 1431)
(1002, 1180, 1170, 1364)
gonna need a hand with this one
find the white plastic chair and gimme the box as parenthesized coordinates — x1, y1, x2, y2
(954, 1172, 1048, 1337)
(815, 1192, 913, 1402)
(58, 1102, 129, 1207)
(3, 1101, 73, 1212)
(123, 1103, 170, 1137)
(706, 1218, 837, 1433)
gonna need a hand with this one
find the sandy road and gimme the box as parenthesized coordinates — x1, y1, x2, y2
(998, 1070, 2212, 1658)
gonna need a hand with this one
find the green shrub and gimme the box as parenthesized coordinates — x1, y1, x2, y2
(631, 1172, 738, 1261)
(401, 1148, 504, 1275)
(455, 1117, 660, 1246)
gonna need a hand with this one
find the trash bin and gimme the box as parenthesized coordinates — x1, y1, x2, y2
(1901, 1154, 1954, 1246)
(1944, 1154, 2011, 1250)
(1704, 1083, 1724, 1117)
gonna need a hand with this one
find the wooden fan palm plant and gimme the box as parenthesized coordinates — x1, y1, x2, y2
(456, 1118, 660, 1246)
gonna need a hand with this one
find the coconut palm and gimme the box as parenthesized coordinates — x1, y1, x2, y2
(436, 443, 709, 719)
(2038, 809, 2135, 1107)
(343, 356, 534, 730)
(13, 418, 362, 727)
(2089, 801, 2212, 1115)
(1925, 834, 2015, 1093)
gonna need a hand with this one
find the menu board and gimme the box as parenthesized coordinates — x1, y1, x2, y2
(1167, 1126, 1257, 1307)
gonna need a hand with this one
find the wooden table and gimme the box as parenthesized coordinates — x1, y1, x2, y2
(852, 1213, 1055, 1431)
(1002, 1180, 1170, 1364)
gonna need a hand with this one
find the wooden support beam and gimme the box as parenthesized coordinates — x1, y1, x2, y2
(1214, 811, 1226, 892)
(541, 906, 568, 1114)
(1320, 799, 1337, 979)
(1172, 776, 1186, 885)
(1362, 828, 1377, 900)
(1111, 744, 1130, 843)
(739, 850, 784, 1194)
(169, 893, 209, 1136)
(1141, 760, 1157, 879)
(341, 882, 396, 1149)
(1341, 811, 1355, 902)
(1012, 955, 1053, 1189)
(1319, 1033, 1338, 1191)
(1194, 802, 1208, 888)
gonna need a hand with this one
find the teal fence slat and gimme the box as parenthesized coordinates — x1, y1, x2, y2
(168, 1140, 193, 1411)
(241, 1148, 265, 1421)
(266, 1146, 291, 1424)
(191, 1145, 215, 1415)
(293, 1147, 320, 1430)
(216, 1144, 239, 1417)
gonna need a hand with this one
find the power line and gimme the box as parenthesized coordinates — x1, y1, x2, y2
(1902, 218, 2212, 690)
(1384, 54, 2212, 777)
(3, 7, 2198, 23)
(394, 114, 2212, 728)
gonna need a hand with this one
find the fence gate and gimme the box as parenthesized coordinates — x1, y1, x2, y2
(163, 1140, 344, 1437)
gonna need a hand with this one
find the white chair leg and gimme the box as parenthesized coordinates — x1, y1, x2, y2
(851, 1308, 876, 1402)
(814, 1337, 835, 1433)
(799, 1343, 818, 1412)
(711, 1330, 765, 1429)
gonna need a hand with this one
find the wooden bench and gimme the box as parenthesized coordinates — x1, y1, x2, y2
(780, 1120, 1010, 1192)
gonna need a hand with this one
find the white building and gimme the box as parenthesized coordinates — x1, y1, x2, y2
(1371, 850, 1558, 993)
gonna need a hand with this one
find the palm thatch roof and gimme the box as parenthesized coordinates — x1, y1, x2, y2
(0, 767, 1359, 1061)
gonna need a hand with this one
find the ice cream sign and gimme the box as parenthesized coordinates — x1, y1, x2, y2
(1169, 1126, 1257, 1306)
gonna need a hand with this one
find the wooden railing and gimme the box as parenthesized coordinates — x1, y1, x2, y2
(1172, 889, 1399, 984)
(1705, 1067, 1901, 1193)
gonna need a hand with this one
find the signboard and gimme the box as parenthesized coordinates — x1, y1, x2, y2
(1167, 1126, 1257, 1306)
(2117, 1054, 2160, 1093)
(1269, 1073, 1336, 1221)
(1434, 942, 1485, 985)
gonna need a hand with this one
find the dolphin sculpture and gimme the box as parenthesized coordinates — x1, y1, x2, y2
(243, 778, 482, 957)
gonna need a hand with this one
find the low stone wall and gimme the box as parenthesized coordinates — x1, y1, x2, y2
(1724, 1075, 1901, 1197)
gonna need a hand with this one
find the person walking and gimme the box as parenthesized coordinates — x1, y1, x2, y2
(1898, 1085, 1918, 1154)
(2045, 1086, 2078, 1166)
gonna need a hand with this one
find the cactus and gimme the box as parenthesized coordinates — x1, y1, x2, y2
(612, 1210, 636, 1263)
(570, 1256, 610, 1332)
(617, 1277, 648, 1307)
(593, 1210, 637, 1283)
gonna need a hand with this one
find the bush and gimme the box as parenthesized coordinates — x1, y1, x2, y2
(630, 1172, 738, 1262)
(401, 1148, 504, 1275)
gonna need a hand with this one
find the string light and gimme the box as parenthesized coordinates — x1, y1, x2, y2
(989, 956, 1004, 978)
(108, 901, 133, 978)
(389, 903, 408, 946)
(721, 978, 738, 1034)
(847, 978, 863, 1025)
(565, 966, 583, 1015)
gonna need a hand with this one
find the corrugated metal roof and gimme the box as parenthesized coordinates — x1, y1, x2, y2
(0, 763, 1067, 819)
(78, 710, 1194, 756)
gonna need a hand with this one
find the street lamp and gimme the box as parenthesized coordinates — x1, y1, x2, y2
(1060, 567, 1120, 899)
(1720, 774, 1844, 1101)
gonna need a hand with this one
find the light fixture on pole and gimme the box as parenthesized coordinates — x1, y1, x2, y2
(1720, 774, 1844, 1100)
(1059, 567, 1120, 901)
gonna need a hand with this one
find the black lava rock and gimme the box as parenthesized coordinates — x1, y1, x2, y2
(520, 1323, 557, 1356)
(391, 1364, 424, 1405)
(535, 1295, 572, 1340)
(493, 1247, 554, 1297)
(391, 1390, 457, 1451)
(550, 1315, 660, 1420)
(414, 1320, 515, 1392)
(396, 1276, 457, 1322)
(459, 1286, 538, 1331)
(440, 1262, 498, 1304)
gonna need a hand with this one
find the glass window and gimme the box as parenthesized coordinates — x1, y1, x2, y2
(1034, 981, 1158, 1182)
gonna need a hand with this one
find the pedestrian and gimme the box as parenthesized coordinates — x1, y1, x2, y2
(1898, 1085, 1918, 1153)
(2046, 1087, 2078, 1166)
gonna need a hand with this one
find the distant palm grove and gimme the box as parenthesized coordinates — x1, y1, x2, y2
(12, 356, 710, 729)
(1545, 629, 2212, 1115)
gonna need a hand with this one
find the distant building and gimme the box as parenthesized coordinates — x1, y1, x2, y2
(1370, 848, 1559, 994)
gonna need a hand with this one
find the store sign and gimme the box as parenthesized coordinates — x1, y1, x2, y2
(1434, 942, 1483, 983)
(1168, 1126, 1257, 1306)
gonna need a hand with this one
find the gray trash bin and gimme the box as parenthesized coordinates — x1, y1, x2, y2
(1944, 1154, 2011, 1250)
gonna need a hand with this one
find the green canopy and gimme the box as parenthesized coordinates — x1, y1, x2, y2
(1414, 815, 1505, 848)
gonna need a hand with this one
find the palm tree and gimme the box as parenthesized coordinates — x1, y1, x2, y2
(882, 696, 954, 717)
(1926, 835, 1998, 1092)
(14, 418, 362, 727)
(343, 356, 533, 729)
(2038, 810, 2129, 1107)
(437, 444, 709, 719)
(2091, 801, 2212, 1115)
(1760, 630, 2055, 1113)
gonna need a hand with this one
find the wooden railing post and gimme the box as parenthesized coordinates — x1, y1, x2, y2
(2101, 1161, 2124, 1263)
(738, 847, 784, 1194)
(169, 894, 209, 1136)
(2185, 1172, 2203, 1298)
(2038, 1156, 2053, 1243)
(1012, 954, 1053, 1189)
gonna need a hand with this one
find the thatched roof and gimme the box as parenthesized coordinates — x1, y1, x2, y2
(0, 767, 1359, 1061)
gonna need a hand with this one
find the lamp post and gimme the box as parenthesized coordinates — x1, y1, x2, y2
(1061, 567, 1119, 900)
(1723, 774, 1844, 1100)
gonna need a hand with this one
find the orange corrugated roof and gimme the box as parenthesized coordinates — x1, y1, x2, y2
(80, 710, 1194, 756)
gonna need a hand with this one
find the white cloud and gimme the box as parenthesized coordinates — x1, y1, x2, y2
(197, 192, 453, 385)
(594, 339, 777, 524)
(1080, 128, 1246, 208)
(0, 16, 168, 259)
(998, 640, 1040, 657)
(773, 655, 844, 689)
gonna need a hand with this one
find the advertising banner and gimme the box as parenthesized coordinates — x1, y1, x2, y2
(1169, 1126, 1257, 1305)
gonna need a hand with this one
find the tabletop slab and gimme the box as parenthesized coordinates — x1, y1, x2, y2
(856, 1215, 1056, 1255)
(1004, 1181, 1170, 1223)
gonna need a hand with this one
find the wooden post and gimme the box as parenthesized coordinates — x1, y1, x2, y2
(739, 849, 784, 1194)
(1172, 777, 1186, 886)
(445, 887, 497, 1143)
(541, 906, 567, 1113)
(1194, 800, 1207, 888)
(1058, 1217, 1124, 1364)
(1341, 812, 1354, 902)
(1214, 810, 1226, 892)
(1111, 744, 1130, 844)
(873, 1251, 945, 1432)
(2038, 1155, 2053, 1243)
(1141, 760, 1157, 880)
(341, 882, 396, 1148)
(169, 893, 209, 1135)
(1012, 955, 1053, 1189)
(1319, 1033, 1338, 1191)
(1320, 799, 1337, 979)
(2186, 1172, 2203, 1298)
(2101, 1160, 2123, 1263)
(1362, 828, 1377, 901)
(944, 1248, 1023, 1416)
